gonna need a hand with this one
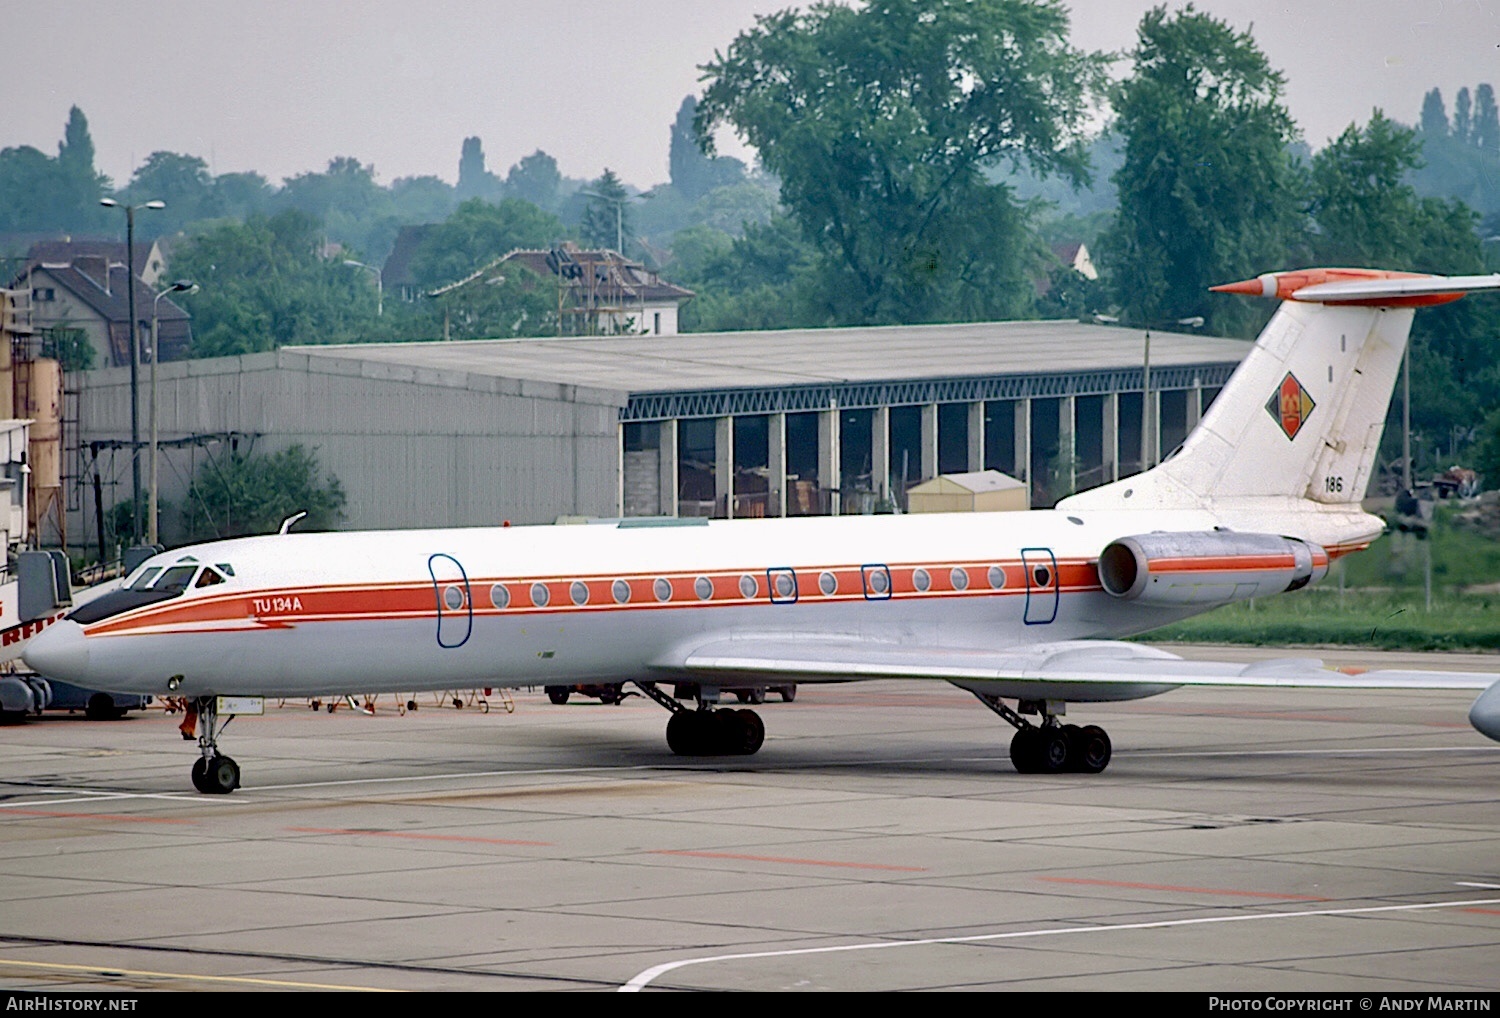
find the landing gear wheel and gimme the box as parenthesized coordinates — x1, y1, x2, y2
(191, 754, 239, 794)
(1009, 727, 1041, 773)
(85, 693, 120, 721)
(734, 709, 765, 754)
(779, 685, 796, 702)
(546, 686, 570, 705)
(1070, 725, 1112, 774)
(1010, 726, 1071, 773)
(666, 710, 700, 755)
(1035, 728, 1071, 773)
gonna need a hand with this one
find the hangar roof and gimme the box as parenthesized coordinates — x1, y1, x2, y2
(287, 319, 1248, 395)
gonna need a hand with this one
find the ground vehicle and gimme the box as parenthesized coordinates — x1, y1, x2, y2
(43, 678, 152, 720)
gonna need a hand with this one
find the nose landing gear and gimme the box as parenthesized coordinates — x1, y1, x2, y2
(184, 695, 240, 794)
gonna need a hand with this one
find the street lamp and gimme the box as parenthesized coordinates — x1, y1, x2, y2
(148, 280, 197, 546)
(580, 188, 651, 254)
(344, 259, 382, 316)
(1095, 313, 1204, 472)
(1139, 316, 1204, 470)
(100, 196, 165, 546)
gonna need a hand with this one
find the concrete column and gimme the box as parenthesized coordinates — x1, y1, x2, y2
(715, 415, 734, 519)
(1188, 383, 1203, 429)
(1014, 399, 1031, 485)
(1102, 392, 1119, 482)
(920, 403, 938, 482)
(616, 423, 625, 517)
(967, 402, 985, 472)
(660, 418, 678, 517)
(872, 405, 890, 503)
(818, 407, 841, 516)
(1059, 395, 1076, 497)
(768, 412, 787, 518)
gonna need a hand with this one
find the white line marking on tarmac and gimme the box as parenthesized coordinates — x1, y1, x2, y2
(618, 896, 1500, 992)
(1456, 882, 1500, 889)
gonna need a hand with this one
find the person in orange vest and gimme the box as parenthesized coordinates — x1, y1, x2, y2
(179, 701, 197, 741)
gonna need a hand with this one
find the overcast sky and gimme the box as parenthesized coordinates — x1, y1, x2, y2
(11, 0, 1500, 191)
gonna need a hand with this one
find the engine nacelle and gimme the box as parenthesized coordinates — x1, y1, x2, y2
(1097, 531, 1328, 607)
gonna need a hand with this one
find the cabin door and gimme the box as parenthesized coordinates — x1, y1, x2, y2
(1021, 547, 1059, 625)
(428, 553, 473, 648)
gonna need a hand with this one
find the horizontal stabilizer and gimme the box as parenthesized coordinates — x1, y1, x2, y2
(1211, 268, 1500, 307)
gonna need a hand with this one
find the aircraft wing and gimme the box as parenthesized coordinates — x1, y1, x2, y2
(661, 636, 1499, 692)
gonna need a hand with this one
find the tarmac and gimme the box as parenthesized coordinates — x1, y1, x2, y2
(1, 645, 1497, 993)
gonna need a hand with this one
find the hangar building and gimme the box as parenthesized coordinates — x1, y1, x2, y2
(67, 320, 1250, 546)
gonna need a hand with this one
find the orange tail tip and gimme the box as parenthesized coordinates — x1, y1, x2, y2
(1211, 268, 1432, 302)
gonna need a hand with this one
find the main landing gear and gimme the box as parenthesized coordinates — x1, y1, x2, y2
(969, 692, 1112, 774)
(185, 695, 241, 794)
(637, 682, 765, 756)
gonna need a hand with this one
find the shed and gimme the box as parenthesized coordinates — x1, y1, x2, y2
(906, 471, 1028, 514)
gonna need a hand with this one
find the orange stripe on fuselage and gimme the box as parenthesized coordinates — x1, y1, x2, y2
(80, 550, 1325, 638)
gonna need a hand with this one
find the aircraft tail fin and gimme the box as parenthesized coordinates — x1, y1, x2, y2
(1059, 269, 1500, 514)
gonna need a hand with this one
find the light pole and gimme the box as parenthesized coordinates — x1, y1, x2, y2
(580, 189, 639, 254)
(1139, 316, 1203, 470)
(100, 197, 165, 545)
(149, 280, 197, 546)
(344, 259, 382, 316)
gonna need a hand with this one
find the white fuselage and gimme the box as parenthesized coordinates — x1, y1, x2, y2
(24, 504, 1381, 703)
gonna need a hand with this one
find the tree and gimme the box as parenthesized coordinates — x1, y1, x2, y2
(124, 152, 218, 233)
(0, 107, 111, 233)
(168, 209, 379, 356)
(456, 137, 503, 202)
(1454, 87, 1473, 143)
(407, 197, 562, 288)
(505, 150, 562, 211)
(698, 0, 1103, 325)
(278, 156, 394, 258)
(669, 95, 746, 199)
(1099, 4, 1308, 336)
(1420, 88, 1448, 137)
(1309, 111, 1425, 267)
(182, 444, 345, 541)
(579, 169, 630, 252)
(1473, 84, 1499, 154)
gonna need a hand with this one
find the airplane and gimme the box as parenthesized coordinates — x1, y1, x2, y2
(21, 266, 1500, 794)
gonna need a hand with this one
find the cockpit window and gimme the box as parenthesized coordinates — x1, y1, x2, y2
(196, 568, 225, 588)
(152, 565, 198, 593)
(126, 566, 163, 591)
(216, 563, 235, 577)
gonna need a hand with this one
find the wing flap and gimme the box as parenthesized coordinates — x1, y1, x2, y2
(664, 637, 1497, 691)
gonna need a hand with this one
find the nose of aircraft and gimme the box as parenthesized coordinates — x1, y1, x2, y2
(23, 620, 90, 683)
(1471, 679, 1500, 743)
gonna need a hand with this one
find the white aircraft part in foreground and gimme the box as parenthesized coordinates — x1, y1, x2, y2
(23, 267, 1500, 794)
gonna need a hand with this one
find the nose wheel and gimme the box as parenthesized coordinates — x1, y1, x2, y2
(183, 696, 242, 793)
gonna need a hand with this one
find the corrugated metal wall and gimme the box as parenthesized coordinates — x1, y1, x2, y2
(73, 350, 626, 544)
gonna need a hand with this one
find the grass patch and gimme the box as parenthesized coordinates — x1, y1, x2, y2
(1141, 588, 1500, 650)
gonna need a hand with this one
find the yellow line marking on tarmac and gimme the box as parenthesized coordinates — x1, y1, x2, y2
(0, 957, 397, 991)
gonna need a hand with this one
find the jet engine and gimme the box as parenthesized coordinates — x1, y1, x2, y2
(1097, 531, 1328, 607)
